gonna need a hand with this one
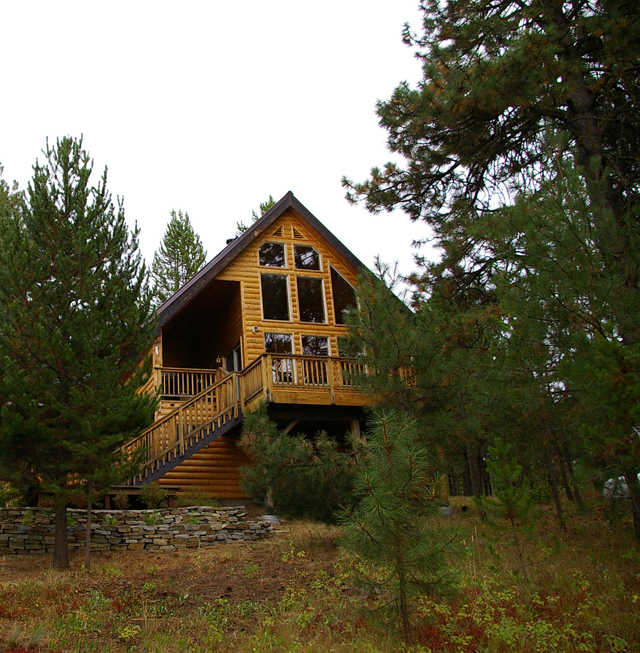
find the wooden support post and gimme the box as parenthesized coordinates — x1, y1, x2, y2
(262, 355, 271, 402)
(350, 419, 361, 438)
(327, 359, 336, 404)
(282, 419, 299, 435)
(237, 371, 244, 410)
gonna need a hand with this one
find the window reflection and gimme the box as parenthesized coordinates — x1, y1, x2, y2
(297, 277, 325, 323)
(294, 245, 320, 270)
(302, 335, 329, 356)
(331, 267, 356, 325)
(261, 274, 290, 321)
(264, 332, 293, 353)
(259, 242, 285, 268)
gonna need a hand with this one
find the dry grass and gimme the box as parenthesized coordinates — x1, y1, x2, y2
(0, 497, 638, 652)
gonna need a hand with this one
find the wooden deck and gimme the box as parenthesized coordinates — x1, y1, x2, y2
(126, 356, 368, 485)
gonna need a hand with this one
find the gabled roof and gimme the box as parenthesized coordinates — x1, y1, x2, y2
(156, 191, 366, 329)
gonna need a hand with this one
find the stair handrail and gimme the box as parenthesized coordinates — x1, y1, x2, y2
(123, 371, 240, 456)
(133, 380, 241, 482)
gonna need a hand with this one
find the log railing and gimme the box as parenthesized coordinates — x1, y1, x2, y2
(269, 354, 368, 389)
(123, 372, 240, 484)
(240, 355, 368, 391)
(241, 357, 266, 403)
(158, 367, 224, 398)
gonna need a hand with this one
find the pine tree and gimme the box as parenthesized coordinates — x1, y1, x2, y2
(238, 403, 360, 522)
(235, 195, 276, 235)
(344, 0, 640, 539)
(476, 439, 539, 584)
(347, 262, 500, 500)
(344, 0, 640, 342)
(151, 210, 207, 305)
(0, 137, 156, 568)
(340, 412, 457, 645)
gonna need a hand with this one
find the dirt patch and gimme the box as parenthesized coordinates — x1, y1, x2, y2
(0, 520, 342, 607)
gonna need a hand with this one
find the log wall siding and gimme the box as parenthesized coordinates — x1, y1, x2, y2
(215, 209, 358, 366)
(158, 436, 250, 499)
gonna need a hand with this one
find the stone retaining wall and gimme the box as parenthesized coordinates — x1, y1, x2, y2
(0, 506, 272, 555)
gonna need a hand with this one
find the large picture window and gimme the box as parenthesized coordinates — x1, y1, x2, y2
(259, 242, 285, 268)
(331, 267, 356, 325)
(261, 274, 290, 321)
(297, 277, 325, 323)
(294, 245, 321, 271)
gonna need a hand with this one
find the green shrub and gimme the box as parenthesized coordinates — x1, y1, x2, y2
(174, 489, 220, 508)
(140, 482, 168, 509)
(113, 492, 129, 510)
(238, 403, 362, 522)
(0, 482, 22, 508)
(102, 514, 119, 527)
(144, 511, 163, 526)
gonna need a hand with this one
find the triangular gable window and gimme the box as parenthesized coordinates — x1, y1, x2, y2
(293, 227, 305, 240)
(272, 226, 283, 237)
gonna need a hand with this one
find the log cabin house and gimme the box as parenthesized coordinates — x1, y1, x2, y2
(123, 192, 370, 500)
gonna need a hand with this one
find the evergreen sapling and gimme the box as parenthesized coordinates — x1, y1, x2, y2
(476, 438, 539, 584)
(340, 411, 458, 645)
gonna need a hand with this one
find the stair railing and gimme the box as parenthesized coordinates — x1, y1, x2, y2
(123, 372, 240, 483)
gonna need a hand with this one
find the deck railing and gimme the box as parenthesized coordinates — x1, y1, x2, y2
(237, 354, 368, 397)
(158, 367, 225, 398)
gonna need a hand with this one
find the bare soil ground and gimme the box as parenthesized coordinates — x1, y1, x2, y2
(0, 514, 347, 644)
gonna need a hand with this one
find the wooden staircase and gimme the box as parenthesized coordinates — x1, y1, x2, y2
(123, 355, 370, 496)
(123, 372, 244, 489)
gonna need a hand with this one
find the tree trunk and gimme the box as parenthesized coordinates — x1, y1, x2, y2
(624, 471, 640, 540)
(84, 480, 92, 571)
(53, 500, 69, 569)
(557, 451, 574, 502)
(466, 441, 482, 499)
(546, 449, 566, 531)
(397, 567, 412, 646)
(448, 471, 458, 497)
(565, 451, 583, 509)
(462, 457, 472, 496)
(509, 516, 530, 584)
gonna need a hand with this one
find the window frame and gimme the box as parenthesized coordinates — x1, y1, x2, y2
(260, 273, 291, 322)
(258, 241, 287, 269)
(296, 275, 327, 324)
(293, 244, 322, 271)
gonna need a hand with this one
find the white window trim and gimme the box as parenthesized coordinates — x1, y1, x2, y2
(258, 241, 287, 269)
(260, 273, 292, 322)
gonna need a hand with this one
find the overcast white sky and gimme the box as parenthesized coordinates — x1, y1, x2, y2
(0, 1, 437, 278)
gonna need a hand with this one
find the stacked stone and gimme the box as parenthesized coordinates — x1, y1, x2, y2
(0, 506, 273, 555)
